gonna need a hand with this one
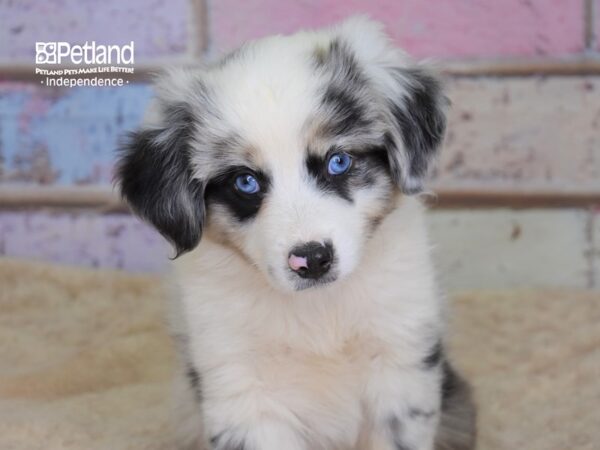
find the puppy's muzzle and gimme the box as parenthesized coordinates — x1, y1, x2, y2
(288, 241, 334, 280)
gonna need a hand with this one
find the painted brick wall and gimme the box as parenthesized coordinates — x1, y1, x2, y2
(0, 83, 152, 184)
(0, 0, 197, 63)
(1, 0, 600, 287)
(3, 77, 598, 190)
(596, 0, 600, 51)
(1, 0, 588, 63)
(2, 209, 598, 290)
(210, 0, 586, 58)
(437, 77, 600, 191)
(1, 0, 597, 188)
(0, 211, 168, 272)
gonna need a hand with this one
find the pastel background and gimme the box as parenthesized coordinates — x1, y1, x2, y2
(1, 0, 599, 291)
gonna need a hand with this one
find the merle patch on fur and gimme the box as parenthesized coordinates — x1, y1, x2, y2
(315, 39, 373, 138)
(385, 68, 447, 192)
(392, 68, 447, 177)
(116, 103, 204, 257)
(321, 84, 371, 137)
(205, 166, 270, 222)
(423, 339, 443, 369)
(408, 408, 436, 420)
(368, 215, 384, 234)
(306, 147, 390, 202)
(314, 39, 363, 85)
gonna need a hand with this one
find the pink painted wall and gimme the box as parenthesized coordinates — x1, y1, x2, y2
(0, 212, 168, 272)
(210, 0, 586, 58)
(0, 0, 191, 61)
(1, 0, 592, 62)
(596, 0, 600, 50)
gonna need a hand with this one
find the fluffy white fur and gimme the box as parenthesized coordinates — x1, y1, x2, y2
(172, 196, 442, 450)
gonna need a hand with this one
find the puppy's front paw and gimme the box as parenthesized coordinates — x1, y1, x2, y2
(208, 420, 307, 450)
(209, 431, 246, 450)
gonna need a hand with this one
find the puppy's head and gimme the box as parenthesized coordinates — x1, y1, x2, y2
(116, 17, 447, 292)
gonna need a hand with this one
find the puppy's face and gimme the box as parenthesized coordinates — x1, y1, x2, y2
(117, 18, 447, 292)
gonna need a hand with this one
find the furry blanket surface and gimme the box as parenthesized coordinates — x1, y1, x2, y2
(0, 258, 598, 450)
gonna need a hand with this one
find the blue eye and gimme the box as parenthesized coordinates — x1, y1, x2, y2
(234, 173, 260, 195)
(327, 152, 352, 175)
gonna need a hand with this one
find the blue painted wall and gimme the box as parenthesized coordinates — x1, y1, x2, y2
(0, 83, 153, 184)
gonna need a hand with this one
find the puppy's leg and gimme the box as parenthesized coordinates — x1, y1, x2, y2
(208, 423, 306, 450)
(434, 363, 476, 450)
(171, 364, 205, 450)
(364, 365, 442, 450)
(204, 388, 308, 450)
(172, 362, 309, 450)
(207, 416, 307, 450)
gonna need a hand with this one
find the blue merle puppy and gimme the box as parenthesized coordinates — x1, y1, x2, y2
(117, 16, 476, 450)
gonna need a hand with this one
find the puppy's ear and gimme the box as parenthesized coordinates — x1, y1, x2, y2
(333, 17, 447, 193)
(382, 67, 448, 193)
(116, 103, 204, 257)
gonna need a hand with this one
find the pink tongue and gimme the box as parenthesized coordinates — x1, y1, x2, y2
(288, 254, 308, 271)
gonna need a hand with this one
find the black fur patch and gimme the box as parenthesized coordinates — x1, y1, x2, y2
(321, 84, 371, 137)
(185, 362, 202, 402)
(441, 361, 459, 409)
(116, 103, 204, 257)
(306, 147, 390, 202)
(205, 166, 270, 222)
(314, 39, 363, 84)
(386, 68, 447, 190)
(315, 39, 373, 138)
(422, 339, 443, 369)
(306, 152, 352, 201)
(436, 362, 477, 449)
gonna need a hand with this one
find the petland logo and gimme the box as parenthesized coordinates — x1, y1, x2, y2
(35, 41, 135, 87)
(35, 41, 135, 65)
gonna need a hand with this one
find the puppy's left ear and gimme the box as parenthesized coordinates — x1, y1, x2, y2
(116, 103, 205, 257)
(381, 66, 448, 193)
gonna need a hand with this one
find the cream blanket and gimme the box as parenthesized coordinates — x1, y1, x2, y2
(0, 259, 598, 449)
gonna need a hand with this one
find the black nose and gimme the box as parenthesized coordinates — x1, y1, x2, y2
(288, 241, 334, 280)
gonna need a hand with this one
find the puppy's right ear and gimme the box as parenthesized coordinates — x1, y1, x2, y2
(116, 104, 205, 257)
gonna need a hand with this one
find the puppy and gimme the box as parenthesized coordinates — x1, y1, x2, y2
(116, 17, 476, 450)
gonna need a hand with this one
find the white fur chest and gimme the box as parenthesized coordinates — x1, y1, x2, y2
(170, 200, 443, 448)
